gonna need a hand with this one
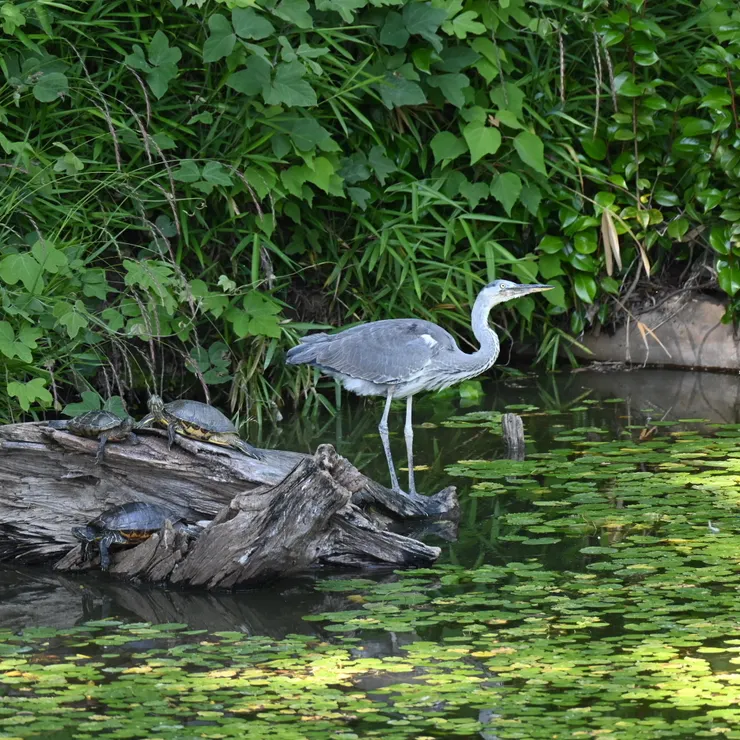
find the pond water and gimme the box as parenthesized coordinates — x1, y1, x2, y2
(2, 368, 740, 739)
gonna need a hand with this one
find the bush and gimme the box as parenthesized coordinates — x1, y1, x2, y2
(1, 0, 738, 421)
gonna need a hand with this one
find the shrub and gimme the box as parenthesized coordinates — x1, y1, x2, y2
(1, 0, 738, 421)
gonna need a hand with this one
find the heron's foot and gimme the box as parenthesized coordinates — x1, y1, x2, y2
(392, 484, 419, 498)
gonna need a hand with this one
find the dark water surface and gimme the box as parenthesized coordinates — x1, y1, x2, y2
(1, 367, 736, 632)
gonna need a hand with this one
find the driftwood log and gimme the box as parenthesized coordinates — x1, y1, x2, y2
(0, 422, 458, 589)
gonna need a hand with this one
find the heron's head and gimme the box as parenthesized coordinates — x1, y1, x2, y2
(482, 279, 553, 305)
(148, 394, 165, 415)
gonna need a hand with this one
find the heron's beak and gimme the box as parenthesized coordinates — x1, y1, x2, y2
(508, 283, 554, 297)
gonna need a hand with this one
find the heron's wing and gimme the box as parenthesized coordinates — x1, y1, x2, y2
(287, 319, 457, 384)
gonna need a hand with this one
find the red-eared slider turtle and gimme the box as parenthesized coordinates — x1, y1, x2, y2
(73, 502, 185, 571)
(48, 410, 136, 464)
(137, 395, 263, 460)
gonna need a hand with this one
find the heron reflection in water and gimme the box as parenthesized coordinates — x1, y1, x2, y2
(287, 280, 553, 497)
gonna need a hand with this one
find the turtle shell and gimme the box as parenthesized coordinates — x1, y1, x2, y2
(67, 410, 129, 436)
(88, 502, 181, 535)
(163, 399, 237, 435)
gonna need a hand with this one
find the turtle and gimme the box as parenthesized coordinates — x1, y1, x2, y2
(137, 395, 263, 460)
(48, 410, 136, 464)
(72, 502, 187, 571)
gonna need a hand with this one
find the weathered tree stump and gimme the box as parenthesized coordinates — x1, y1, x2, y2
(502, 412, 526, 461)
(0, 422, 458, 588)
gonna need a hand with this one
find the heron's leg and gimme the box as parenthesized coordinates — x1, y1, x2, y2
(404, 395, 417, 496)
(379, 389, 400, 493)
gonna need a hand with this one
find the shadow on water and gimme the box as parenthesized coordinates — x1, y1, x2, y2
(1, 367, 738, 631)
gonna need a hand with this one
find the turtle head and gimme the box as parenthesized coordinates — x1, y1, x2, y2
(120, 416, 134, 434)
(148, 395, 165, 415)
(72, 525, 98, 542)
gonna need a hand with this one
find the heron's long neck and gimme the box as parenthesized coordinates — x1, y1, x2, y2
(456, 294, 500, 377)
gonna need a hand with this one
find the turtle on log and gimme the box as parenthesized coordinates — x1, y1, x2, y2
(73, 502, 191, 571)
(137, 395, 263, 460)
(48, 410, 136, 464)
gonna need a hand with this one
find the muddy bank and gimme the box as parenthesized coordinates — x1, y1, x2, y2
(574, 294, 739, 371)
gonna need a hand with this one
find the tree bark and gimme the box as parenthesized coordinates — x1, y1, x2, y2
(0, 423, 457, 588)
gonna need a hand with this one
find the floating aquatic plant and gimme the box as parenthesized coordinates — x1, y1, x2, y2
(4, 404, 740, 737)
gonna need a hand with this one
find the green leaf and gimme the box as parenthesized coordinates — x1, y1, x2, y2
(437, 46, 480, 73)
(147, 64, 178, 99)
(490, 172, 522, 216)
(232, 7, 275, 40)
(63, 391, 103, 416)
(368, 145, 396, 184)
(680, 117, 713, 136)
(228, 291, 282, 338)
(172, 160, 201, 182)
(202, 161, 233, 186)
(226, 55, 271, 96)
(403, 2, 447, 51)
(203, 14, 236, 63)
(490, 83, 525, 117)
(348, 187, 371, 210)
(315, 0, 366, 23)
(379, 74, 426, 109)
(289, 117, 331, 151)
(265, 61, 317, 107)
(339, 153, 370, 183)
(539, 235, 565, 254)
(667, 217, 689, 241)
(428, 73, 469, 108)
(462, 123, 501, 165)
(519, 184, 542, 216)
(188, 111, 214, 125)
(102, 307, 124, 332)
(574, 231, 598, 254)
(613, 72, 645, 96)
(580, 137, 606, 160)
(494, 109, 523, 129)
(513, 131, 547, 175)
(54, 150, 84, 176)
(148, 31, 181, 66)
(0, 252, 44, 293)
(281, 166, 308, 197)
(0, 321, 40, 363)
(574, 273, 597, 303)
(444, 10, 486, 39)
(538, 253, 565, 279)
(124, 45, 151, 72)
(82, 269, 112, 300)
(717, 261, 740, 296)
(31, 240, 67, 274)
(709, 225, 730, 255)
(33, 72, 68, 102)
(430, 131, 467, 164)
(123, 259, 177, 314)
(1, 2, 26, 34)
(53, 300, 88, 339)
(380, 11, 409, 47)
(273, 0, 313, 29)
(8, 378, 52, 411)
(304, 156, 336, 193)
(459, 180, 489, 209)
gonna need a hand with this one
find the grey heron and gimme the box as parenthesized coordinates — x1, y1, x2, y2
(286, 279, 553, 497)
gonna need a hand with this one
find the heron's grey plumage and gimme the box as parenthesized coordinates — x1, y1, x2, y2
(287, 280, 552, 497)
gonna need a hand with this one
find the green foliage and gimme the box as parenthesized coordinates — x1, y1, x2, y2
(1, 0, 739, 419)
